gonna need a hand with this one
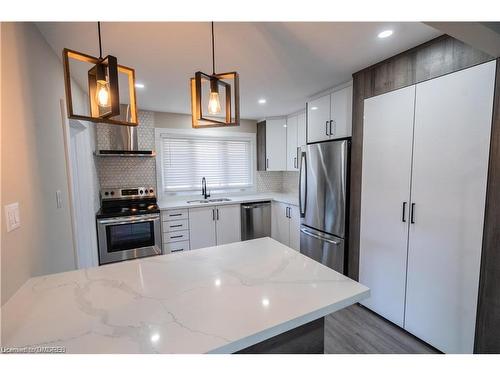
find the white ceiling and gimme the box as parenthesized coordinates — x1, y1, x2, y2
(36, 22, 441, 119)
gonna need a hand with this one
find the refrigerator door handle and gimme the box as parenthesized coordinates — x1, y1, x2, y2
(299, 151, 307, 218)
(402, 202, 407, 222)
(300, 227, 341, 245)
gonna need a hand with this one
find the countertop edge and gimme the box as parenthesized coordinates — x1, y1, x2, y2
(158, 193, 299, 210)
(207, 288, 370, 354)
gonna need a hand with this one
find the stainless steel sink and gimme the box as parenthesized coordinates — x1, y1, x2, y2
(186, 198, 232, 204)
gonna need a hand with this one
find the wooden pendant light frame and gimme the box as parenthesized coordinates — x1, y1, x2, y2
(62, 48, 138, 126)
(190, 70, 240, 128)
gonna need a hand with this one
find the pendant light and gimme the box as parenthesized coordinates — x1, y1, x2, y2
(207, 22, 222, 115)
(62, 22, 138, 126)
(191, 22, 240, 128)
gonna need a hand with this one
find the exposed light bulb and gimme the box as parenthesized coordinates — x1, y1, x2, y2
(208, 91, 222, 115)
(96, 80, 110, 108)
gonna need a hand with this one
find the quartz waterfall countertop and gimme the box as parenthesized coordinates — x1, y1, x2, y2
(2, 238, 369, 354)
(158, 192, 299, 210)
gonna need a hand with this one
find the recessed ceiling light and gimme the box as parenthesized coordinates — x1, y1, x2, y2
(135, 83, 145, 89)
(378, 30, 393, 39)
(258, 98, 267, 104)
(311, 106, 318, 111)
(150, 333, 160, 343)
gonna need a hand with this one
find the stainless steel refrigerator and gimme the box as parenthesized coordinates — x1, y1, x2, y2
(299, 139, 349, 273)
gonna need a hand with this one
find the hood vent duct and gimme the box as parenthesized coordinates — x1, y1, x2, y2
(96, 107, 155, 157)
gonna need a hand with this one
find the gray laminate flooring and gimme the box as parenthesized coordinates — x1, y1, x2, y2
(324, 304, 440, 354)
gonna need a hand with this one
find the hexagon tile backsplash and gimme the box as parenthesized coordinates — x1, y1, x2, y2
(95, 111, 157, 188)
(95, 110, 299, 193)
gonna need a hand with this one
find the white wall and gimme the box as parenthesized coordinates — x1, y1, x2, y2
(154, 111, 257, 133)
(1, 22, 86, 306)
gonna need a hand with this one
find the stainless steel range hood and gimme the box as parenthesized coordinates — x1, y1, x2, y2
(95, 105, 155, 157)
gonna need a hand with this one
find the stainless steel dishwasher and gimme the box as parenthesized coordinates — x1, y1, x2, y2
(241, 201, 271, 240)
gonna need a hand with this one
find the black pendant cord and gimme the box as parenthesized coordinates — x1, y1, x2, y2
(97, 21, 103, 59)
(211, 21, 216, 75)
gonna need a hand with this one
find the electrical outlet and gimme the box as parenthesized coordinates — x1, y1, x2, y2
(5, 202, 21, 232)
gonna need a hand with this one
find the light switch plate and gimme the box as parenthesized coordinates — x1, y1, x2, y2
(5, 202, 21, 232)
(56, 190, 63, 209)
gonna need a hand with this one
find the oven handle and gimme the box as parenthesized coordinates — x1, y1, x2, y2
(97, 214, 160, 225)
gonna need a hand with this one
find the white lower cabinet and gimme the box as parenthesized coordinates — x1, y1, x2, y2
(359, 61, 496, 353)
(162, 209, 191, 253)
(288, 205, 300, 251)
(189, 204, 241, 250)
(189, 206, 217, 250)
(271, 201, 300, 251)
(215, 205, 241, 245)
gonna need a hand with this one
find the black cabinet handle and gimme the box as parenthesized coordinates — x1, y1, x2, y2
(170, 224, 183, 228)
(266, 158, 269, 169)
(169, 213, 182, 217)
(411, 203, 416, 224)
(325, 121, 329, 136)
(171, 235, 183, 239)
(212, 208, 215, 221)
(402, 202, 407, 222)
(216, 208, 219, 221)
(329, 120, 333, 135)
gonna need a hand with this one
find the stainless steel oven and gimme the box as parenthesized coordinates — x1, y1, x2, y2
(97, 213, 161, 265)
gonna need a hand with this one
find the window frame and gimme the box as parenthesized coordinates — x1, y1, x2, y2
(155, 128, 256, 200)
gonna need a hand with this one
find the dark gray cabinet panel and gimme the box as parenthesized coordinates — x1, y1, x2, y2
(256, 120, 266, 171)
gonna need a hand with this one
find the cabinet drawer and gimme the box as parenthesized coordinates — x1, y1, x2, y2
(162, 209, 188, 221)
(163, 219, 189, 233)
(164, 240, 190, 253)
(163, 230, 189, 243)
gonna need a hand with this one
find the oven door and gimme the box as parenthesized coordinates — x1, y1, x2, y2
(97, 213, 162, 265)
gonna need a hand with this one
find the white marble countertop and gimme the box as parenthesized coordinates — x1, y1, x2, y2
(2, 238, 369, 354)
(158, 192, 299, 210)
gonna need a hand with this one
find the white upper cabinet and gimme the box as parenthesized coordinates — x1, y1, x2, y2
(307, 94, 331, 143)
(331, 85, 353, 138)
(266, 118, 287, 171)
(297, 111, 307, 147)
(307, 84, 353, 143)
(286, 115, 299, 171)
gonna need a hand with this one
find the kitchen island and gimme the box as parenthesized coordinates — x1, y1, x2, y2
(1, 238, 369, 353)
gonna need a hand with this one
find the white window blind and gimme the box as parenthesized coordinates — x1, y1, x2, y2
(161, 135, 252, 192)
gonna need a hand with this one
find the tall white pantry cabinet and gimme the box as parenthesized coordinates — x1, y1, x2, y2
(359, 61, 496, 354)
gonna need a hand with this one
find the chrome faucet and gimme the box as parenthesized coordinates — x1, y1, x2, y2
(201, 177, 210, 199)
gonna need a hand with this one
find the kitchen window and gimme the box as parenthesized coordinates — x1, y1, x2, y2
(156, 129, 254, 194)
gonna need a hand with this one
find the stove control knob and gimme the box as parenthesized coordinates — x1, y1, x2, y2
(104, 191, 109, 196)
(149, 189, 154, 193)
(139, 190, 144, 195)
(110, 191, 114, 196)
